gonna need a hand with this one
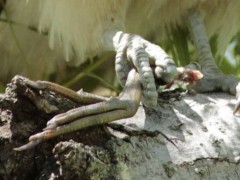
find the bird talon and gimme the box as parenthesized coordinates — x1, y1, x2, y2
(13, 140, 42, 151)
(29, 130, 56, 141)
(14, 69, 141, 151)
(24, 79, 47, 90)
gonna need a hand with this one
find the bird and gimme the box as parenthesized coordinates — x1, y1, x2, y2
(1, 0, 239, 150)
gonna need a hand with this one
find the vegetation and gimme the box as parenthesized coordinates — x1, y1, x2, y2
(0, 17, 239, 94)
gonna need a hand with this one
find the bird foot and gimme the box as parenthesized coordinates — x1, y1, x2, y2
(14, 67, 202, 151)
(14, 69, 141, 151)
(111, 31, 178, 107)
(191, 71, 238, 95)
(185, 65, 240, 114)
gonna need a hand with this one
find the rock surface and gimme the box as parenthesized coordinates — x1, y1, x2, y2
(0, 76, 240, 179)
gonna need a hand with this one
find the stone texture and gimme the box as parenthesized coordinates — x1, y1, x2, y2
(0, 76, 240, 179)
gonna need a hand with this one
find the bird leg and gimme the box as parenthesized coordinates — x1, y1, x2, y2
(13, 65, 203, 151)
(187, 9, 240, 113)
(14, 69, 141, 151)
(104, 30, 177, 108)
(13, 66, 203, 151)
(24, 79, 109, 104)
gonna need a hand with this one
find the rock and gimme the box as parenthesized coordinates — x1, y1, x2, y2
(0, 76, 240, 179)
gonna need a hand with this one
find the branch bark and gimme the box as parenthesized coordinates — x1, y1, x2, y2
(0, 76, 240, 179)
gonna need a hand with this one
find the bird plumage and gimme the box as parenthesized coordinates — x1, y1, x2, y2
(37, 0, 240, 60)
(0, 0, 239, 82)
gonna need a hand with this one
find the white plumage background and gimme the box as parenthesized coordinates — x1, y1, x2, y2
(0, 0, 239, 90)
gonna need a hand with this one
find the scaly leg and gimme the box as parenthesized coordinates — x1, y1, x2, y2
(14, 66, 202, 151)
(14, 69, 141, 151)
(187, 9, 240, 112)
(24, 79, 108, 104)
(104, 30, 177, 108)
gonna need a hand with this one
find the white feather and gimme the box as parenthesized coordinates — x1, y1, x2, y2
(0, 0, 239, 81)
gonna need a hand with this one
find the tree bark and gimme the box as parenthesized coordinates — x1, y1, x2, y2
(0, 76, 240, 180)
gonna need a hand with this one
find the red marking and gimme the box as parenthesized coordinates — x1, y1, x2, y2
(177, 70, 203, 84)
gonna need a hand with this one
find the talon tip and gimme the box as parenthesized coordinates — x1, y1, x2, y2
(13, 140, 41, 151)
(13, 147, 22, 151)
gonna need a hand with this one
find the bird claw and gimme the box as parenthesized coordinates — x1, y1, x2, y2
(24, 79, 48, 90)
(14, 68, 204, 151)
(24, 78, 108, 104)
(14, 69, 141, 151)
(14, 140, 42, 151)
(113, 31, 177, 108)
